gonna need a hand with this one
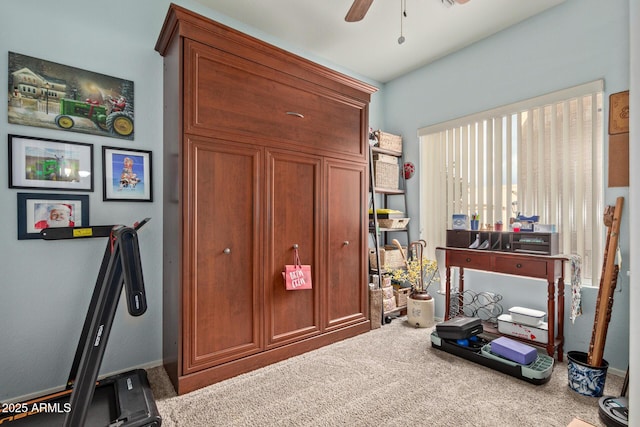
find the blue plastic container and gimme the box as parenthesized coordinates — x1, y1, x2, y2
(567, 351, 609, 397)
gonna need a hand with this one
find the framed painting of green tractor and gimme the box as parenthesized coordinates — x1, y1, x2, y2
(8, 52, 134, 140)
(9, 134, 94, 192)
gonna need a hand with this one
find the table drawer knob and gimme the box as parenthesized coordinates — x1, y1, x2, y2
(466, 257, 472, 262)
(516, 263, 523, 268)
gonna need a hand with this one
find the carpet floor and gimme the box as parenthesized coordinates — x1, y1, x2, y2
(147, 317, 624, 426)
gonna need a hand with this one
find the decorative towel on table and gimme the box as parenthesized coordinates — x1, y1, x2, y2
(568, 254, 582, 323)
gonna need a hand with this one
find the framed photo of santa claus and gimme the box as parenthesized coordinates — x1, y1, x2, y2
(17, 192, 89, 240)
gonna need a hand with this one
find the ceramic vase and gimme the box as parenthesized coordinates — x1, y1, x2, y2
(407, 291, 435, 328)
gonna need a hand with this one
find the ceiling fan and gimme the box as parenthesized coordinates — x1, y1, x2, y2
(345, 0, 470, 22)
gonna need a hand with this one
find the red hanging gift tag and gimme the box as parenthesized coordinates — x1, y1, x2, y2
(282, 247, 313, 290)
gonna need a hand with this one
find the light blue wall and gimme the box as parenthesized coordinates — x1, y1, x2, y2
(0, 0, 166, 402)
(382, 0, 630, 371)
(0, 0, 383, 402)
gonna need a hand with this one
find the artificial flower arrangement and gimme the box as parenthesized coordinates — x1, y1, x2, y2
(387, 240, 439, 295)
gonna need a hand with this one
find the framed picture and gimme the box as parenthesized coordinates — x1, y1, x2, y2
(8, 52, 134, 140)
(9, 134, 94, 191)
(17, 192, 89, 240)
(608, 90, 629, 135)
(102, 146, 152, 202)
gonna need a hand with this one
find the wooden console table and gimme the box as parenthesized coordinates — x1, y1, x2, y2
(439, 247, 567, 361)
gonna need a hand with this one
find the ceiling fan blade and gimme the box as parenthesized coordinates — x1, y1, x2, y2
(345, 0, 374, 22)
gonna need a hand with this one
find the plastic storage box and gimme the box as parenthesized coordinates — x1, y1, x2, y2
(497, 314, 548, 344)
(490, 336, 538, 365)
(508, 306, 546, 326)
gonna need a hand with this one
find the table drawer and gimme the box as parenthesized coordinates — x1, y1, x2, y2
(448, 251, 491, 269)
(493, 257, 548, 278)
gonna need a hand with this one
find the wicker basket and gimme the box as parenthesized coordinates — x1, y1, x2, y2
(383, 296, 397, 313)
(374, 160, 399, 189)
(369, 248, 384, 270)
(384, 245, 407, 269)
(382, 285, 394, 299)
(369, 288, 382, 329)
(381, 275, 392, 287)
(375, 130, 403, 153)
(373, 153, 398, 164)
(369, 246, 407, 270)
(378, 218, 410, 229)
(394, 287, 411, 307)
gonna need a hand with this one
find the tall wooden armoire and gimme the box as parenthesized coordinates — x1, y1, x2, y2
(155, 4, 378, 394)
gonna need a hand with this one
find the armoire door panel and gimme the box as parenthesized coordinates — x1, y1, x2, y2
(183, 137, 264, 373)
(265, 150, 321, 347)
(324, 160, 368, 330)
(184, 40, 365, 159)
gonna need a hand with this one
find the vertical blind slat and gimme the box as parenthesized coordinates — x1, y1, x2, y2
(575, 99, 585, 263)
(446, 129, 455, 220)
(516, 112, 524, 216)
(590, 93, 602, 285)
(469, 125, 476, 215)
(549, 104, 558, 227)
(461, 125, 469, 214)
(440, 131, 449, 244)
(561, 101, 571, 255)
(486, 119, 494, 225)
(537, 107, 546, 218)
(525, 109, 534, 214)
(506, 116, 513, 224)
(493, 118, 503, 223)
(480, 122, 486, 219)
(453, 128, 460, 213)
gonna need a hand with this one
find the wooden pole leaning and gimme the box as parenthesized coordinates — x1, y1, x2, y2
(587, 196, 624, 366)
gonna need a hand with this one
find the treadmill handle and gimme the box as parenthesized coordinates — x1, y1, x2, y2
(118, 227, 148, 316)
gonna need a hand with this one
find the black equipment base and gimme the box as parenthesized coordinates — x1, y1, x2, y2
(598, 396, 629, 427)
(430, 331, 553, 385)
(0, 370, 160, 426)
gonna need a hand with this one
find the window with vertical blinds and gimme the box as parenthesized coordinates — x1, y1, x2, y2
(418, 80, 603, 283)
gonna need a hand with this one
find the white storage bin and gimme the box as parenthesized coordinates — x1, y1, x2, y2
(509, 306, 546, 326)
(498, 314, 548, 344)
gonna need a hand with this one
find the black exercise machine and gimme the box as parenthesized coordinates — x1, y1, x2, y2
(430, 316, 554, 385)
(598, 367, 629, 427)
(0, 219, 161, 426)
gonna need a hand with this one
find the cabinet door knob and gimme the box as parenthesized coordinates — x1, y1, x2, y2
(223, 248, 231, 254)
(343, 241, 350, 246)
